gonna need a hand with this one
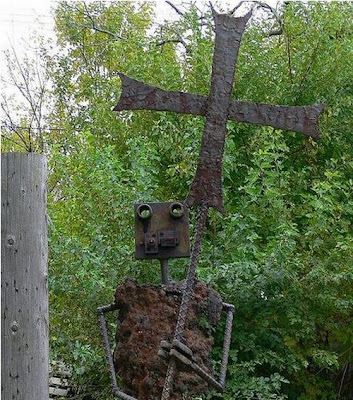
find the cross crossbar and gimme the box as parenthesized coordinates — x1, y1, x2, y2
(115, 73, 323, 138)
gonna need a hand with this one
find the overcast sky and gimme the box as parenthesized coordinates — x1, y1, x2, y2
(0, 0, 278, 91)
(0, 0, 215, 52)
(0, 0, 181, 98)
(0, 0, 269, 53)
(0, 0, 54, 52)
(0, 0, 212, 78)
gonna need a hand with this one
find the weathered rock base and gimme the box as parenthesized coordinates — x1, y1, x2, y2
(113, 280, 223, 400)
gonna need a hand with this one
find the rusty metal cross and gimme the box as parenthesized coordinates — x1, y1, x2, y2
(114, 8, 323, 215)
(112, 7, 324, 399)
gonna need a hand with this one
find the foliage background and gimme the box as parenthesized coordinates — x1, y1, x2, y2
(1, 1, 353, 399)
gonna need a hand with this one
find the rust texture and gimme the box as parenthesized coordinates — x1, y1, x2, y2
(185, 10, 252, 213)
(113, 280, 223, 400)
(114, 73, 323, 138)
(114, 9, 323, 213)
(115, 74, 323, 138)
(134, 202, 190, 260)
(110, 7, 325, 399)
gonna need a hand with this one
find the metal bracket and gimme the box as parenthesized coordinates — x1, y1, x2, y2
(98, 301, 235, 399)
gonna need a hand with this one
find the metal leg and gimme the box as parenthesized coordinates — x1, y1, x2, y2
(158, 301, 236, 393)
(219, 303, 235, 388)
(97, 304, 138, 400)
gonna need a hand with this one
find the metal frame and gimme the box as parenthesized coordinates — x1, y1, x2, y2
(97, 300, 235, 399)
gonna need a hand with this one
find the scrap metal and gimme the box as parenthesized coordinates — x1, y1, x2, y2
(109, 4, 324, 400)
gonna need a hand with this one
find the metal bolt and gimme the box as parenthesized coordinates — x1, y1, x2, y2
(11, 322, 19, 332)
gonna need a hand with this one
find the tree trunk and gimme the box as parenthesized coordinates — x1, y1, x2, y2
(1, 153, 49, 400)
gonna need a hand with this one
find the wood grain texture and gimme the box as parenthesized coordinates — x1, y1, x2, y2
(1, 153, 49, 400)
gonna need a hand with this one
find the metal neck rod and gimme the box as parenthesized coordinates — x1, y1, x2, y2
(160, 259, 170, 284)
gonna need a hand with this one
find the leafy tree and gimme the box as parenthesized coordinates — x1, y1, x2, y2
(49, 1, 353, 398)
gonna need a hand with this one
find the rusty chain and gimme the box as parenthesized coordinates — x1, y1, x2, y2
(161, 203, 209, 400)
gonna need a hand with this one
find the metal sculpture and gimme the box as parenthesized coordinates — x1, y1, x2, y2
(99, 5, 323, 400)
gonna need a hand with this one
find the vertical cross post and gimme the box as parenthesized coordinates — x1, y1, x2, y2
(185, 9, 252, 214)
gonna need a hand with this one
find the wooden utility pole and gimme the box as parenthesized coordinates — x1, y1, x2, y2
(1, 153, 49, 399)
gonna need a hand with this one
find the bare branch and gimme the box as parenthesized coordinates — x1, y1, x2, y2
(1, 134, 28, 151)
(255, 1, 276, 14)
(338, 363, 349, 399)
(80, 3, 126, 40)
(0, 114, 31, 150)
(255, 1, 286, 37)
(2, 43, 50, 152)
(268, 28, 283, 37)
(165, 1, 184, 16)
(156, 39, 182, 46)
(83, 23, 125, 40)
(230, 1, 250, 14)
(156, 38, 192, 54)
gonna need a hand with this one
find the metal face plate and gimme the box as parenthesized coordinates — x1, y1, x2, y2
(134, 202, 190, 260)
